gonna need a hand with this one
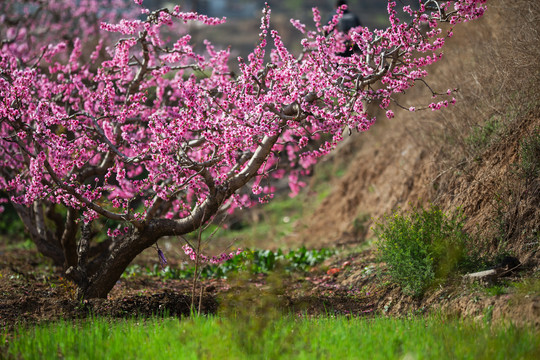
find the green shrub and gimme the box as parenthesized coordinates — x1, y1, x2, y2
(465, 117, 503, 150)
(374, 205, 471, 296)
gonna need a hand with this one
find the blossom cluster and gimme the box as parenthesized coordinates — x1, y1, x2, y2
(182, 244, 243, 265)
(107, 227, 130, 238)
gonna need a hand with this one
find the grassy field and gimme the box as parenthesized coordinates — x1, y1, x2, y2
(2, 314, 539, 360)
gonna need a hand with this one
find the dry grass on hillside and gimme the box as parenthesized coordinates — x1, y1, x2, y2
(290, 0, 540, 268)
(413, 0, 540, 264)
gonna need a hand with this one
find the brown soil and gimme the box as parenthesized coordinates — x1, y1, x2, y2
(0, 246, 379, 330)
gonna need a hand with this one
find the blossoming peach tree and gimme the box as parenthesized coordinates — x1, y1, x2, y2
(0, 0, 486, 298)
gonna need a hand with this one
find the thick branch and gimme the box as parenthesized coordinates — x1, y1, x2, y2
(11, 202, 65, 266)
(60, 207, 79, 268)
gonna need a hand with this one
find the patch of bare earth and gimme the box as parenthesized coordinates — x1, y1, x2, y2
(0, 247, 377, 329)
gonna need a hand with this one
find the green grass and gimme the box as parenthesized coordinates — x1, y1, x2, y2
(210, 156, 347, 249)
(2, 315, 539, 359)
(513, 276, 540, 296)
(484, 283, 509, 296)
(183, 193, 311, 250)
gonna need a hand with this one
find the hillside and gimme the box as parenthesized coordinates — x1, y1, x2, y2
(280, 0, 540, 324)
(290, 0, 539, 257)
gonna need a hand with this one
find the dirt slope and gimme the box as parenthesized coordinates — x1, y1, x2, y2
(280, 0, 540, 326)
(289, 0, 540, 267)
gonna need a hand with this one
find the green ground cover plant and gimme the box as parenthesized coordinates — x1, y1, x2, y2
(374, 205, 474, 296)
(0, 200, 27, 242)
(123, 247, 335, 280)
(2, 315, 538, 360)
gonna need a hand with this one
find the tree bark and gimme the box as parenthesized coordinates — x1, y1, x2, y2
(77, 189, 227, 298)
(12, 203, 65, 266)
(80, 231, 155, 298)
(60, 208, 79, 269)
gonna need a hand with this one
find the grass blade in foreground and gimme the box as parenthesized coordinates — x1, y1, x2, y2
(2, 315, 539, 359)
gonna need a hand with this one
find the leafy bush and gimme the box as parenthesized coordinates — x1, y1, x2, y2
(374, 205, 472, 296)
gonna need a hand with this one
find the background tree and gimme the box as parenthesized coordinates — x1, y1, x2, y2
(0, 0, 487, 299)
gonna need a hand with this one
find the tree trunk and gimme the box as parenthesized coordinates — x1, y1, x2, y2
(77, 230, 157, 299)
(73, 196, 225, 298)
(60, 208, 79, 269)
(12, 203, 65, 266)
